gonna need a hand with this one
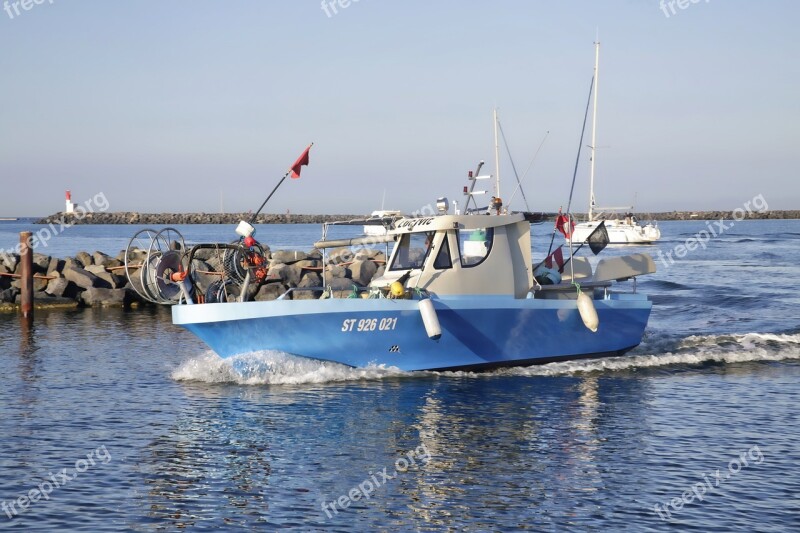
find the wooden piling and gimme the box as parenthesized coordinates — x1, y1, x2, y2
(20, 231, 34, 320)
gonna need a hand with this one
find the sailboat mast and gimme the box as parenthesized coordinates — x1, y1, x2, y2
(589, 40, 600, 222)
(493, 108, 501, 200)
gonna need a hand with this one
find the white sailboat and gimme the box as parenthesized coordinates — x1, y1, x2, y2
(570, 41, 661, 245)
(363, 190, 403, 236)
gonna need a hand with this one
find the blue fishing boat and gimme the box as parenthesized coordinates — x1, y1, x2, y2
(125, 141, 656, 371)
(127, 209, 656, 372)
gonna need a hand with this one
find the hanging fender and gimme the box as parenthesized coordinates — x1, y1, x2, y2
(418, 298, 442, 340)
(577, 290, 599, 332)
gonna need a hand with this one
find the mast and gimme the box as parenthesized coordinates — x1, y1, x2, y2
(493, 108, 501, 200)
(588, 40, 600, 222)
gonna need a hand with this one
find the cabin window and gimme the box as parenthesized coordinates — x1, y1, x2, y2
(459, 228, 493, 267)
(389, 232, 432, 271)
(433, 233, 452, 270)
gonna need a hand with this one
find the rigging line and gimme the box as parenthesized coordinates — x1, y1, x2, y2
(507, 130, 550, 207)
(497, 120, 530, 212)
(546, 74, 594, 258)
(566, 75, 595, 214)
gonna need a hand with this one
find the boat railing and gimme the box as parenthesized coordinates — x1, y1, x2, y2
(277, 285, 418, 300)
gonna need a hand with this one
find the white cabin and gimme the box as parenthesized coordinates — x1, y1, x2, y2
(370, 214, 533, 298)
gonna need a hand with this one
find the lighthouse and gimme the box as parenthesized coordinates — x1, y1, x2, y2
(65, 191, 75, 214)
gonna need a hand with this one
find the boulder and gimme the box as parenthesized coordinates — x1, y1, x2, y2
(75, 251, 93, 268)
(32, 253, 51, 274)
(62, 257, 81, 271)
(47, 257, 65, 275)
(285, 264, 303, 286)
(327, 247, 354, 265)
(45, 277, 78, 299)
(350, 259, 377, 286)
(295, 259, 320, 270)
(326, 265, 349, 278)
(326, 277, 361, 299)
(307, 248, 323, 260)
(63, 266, 109, 290)
(267, 262, 287, 282)
(0, 287, 18, 303)
(294, 272, 322, 300)
(266, 263, 302, 286)
(79, 287, 130, 307)
(84, 264, 107, 276)
(254, 283, 288, 301)
(0, 251, 18, 272)
(85, 265, 126, 289)
(33, 276, 49, 292)
(93, 251, 122, 269)
(270, 250, 308, 264)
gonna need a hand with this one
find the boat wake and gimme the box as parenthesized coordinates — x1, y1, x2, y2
(171, 332, 800, 385)
(493, 331, 800, 377)
(171, 350, 410, 385)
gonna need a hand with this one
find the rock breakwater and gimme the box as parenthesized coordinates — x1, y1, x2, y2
(33, 209, 800, 226)
(0, 242, 387, 311)
(35, 212, 361, 225)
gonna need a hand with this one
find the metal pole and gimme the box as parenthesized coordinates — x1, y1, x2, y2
(249, 171, 290, 224)
(588, 40, 600, 222)
(493, 108, 501, 199)
(19, 231, 33, 320)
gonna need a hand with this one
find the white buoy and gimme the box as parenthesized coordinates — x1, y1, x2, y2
(235, 220, 256, 238)
(577, 290, 599, 332)
(419, 298, 442, 340)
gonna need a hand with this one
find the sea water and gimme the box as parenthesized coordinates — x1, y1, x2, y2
(1, 219, 799, 531)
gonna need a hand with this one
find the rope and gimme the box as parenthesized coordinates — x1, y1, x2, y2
(566, 74, 595, 214)
(507, 131, 550, 208)
(497, 120, 531, 212)
(0, 272, 57, 280)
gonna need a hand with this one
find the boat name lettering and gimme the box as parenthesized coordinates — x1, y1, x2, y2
(395, 218, 435, 230)
(341, 317, 398, 332)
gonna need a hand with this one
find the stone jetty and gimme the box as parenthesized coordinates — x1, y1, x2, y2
(35, 212, 361, 225)
(0, 243, 387, 311)
(33, 210, 800, 226)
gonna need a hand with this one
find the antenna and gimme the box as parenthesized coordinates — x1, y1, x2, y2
(588, 40, 600, 222)
(493, 108, 501, 199)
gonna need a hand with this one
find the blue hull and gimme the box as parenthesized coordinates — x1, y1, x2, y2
(172, 294, 652, 371)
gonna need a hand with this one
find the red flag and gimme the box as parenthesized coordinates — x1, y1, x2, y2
(555, 212, 574, 238)
(544, 247, 565, 272)
(290, 145, 311, 179)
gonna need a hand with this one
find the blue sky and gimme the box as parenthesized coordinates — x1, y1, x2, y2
(1, 1, 798, 216)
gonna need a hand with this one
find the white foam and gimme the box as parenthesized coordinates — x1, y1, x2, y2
(494, 332, 800, 377)
(171, 350, 412, 385)
(171, 332, 800, 385)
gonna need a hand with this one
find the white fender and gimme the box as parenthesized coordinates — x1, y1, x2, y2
(577, 290, 599, 332)
(418, 298, 442, 340)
